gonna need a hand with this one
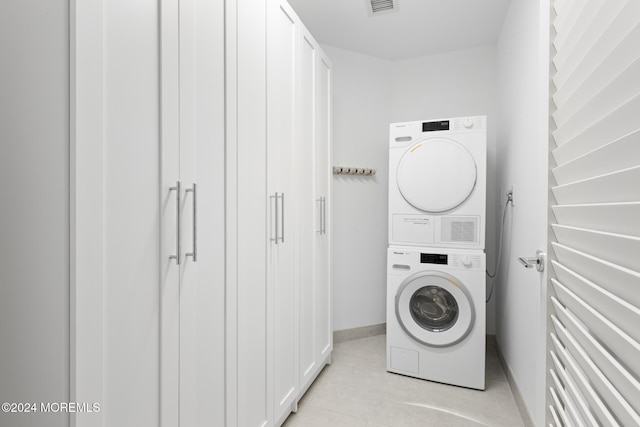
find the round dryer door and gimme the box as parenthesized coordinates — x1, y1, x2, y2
(397, 138, 477, 213)
(395, 272, 474, 347)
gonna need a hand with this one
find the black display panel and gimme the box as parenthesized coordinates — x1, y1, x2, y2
(422, 120, 449, 132)
(420, 253, 448, 265)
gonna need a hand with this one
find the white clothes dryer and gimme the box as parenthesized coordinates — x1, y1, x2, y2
(389, 116, 486, 250)
(386, 246, 486, 390)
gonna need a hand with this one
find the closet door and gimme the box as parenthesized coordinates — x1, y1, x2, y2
(267, 0, 299, 423)
(73, 1, 225, 425)
(160, 0, 181, 422)
(315, 49, 333, 367)
(231, 0, 270, 426)
(176, 0, 227, 425)
(298, 28, 333, 395)
(102, 1, 164, 424)
(297, 25, 318, 393)
(161, 0, 226, 425)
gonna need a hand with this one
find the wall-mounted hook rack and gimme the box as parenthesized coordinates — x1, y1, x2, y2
(333, 166, 376, 176)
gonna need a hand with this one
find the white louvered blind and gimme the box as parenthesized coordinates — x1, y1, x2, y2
(548, 0, 640, 426)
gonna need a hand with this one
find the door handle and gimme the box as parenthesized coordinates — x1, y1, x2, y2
(185, 183, 197, 262)
(316, 198, 323, 233)
(270, 192, 285, 244)
(169, 181, 181, 265)
(270, 193, 280, 244)
(518, 250, 545, 272)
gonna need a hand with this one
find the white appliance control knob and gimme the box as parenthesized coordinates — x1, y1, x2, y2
(463, 118, 474, 129)
(462, 256, 472, 267)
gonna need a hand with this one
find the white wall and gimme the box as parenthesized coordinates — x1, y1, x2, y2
(496, 1, 549, 425)
(0, 1, 70, 426)
(391, 45, 499, 334)
(323, 45, 392, 331)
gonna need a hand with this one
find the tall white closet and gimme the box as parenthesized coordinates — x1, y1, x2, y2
(297, 24, 333, 398)
(230, 0, 333, 425)
(3, 0, 329, 425)
(267, 0, 302, 422)
(72, 0, 225, 425)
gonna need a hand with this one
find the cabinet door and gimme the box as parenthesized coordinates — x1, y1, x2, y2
(160, 0, 181, 422)
(267, 0, 299, 423)
(297, 26, 319, 391)
(315, 49, 333, 363)
(233, 0, 271, 426)
(73, 1, 225, 425)
(298, 29, 333, 395)
(102, 1, 164, 424)
(175, 0, 227, 425)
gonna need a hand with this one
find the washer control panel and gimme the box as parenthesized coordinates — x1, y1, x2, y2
(448, 253, 483, 269)
(389, 247, 485, 272)
(420, 253, 448, 264)
(419, 252, 482, 269)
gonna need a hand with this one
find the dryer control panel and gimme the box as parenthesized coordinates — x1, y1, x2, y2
(422, 120, 450, 132)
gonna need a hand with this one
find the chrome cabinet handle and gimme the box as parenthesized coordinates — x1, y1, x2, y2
(518, 250, 545, 272)
(316, 196, 327, 235)
(270, 193, 279, 244)
(185, 183, 197, 262)
(169, 181, 181, 265)
(316, 198, 323, 233)
(270, 192, 285, 244)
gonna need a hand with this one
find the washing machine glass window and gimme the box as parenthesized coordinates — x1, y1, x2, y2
(409, 285, 459, 333)
(396, 138, 477, 213)
(396, 273, 474, 347)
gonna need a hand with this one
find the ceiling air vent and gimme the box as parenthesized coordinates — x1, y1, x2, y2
(367, 0, 398, 16)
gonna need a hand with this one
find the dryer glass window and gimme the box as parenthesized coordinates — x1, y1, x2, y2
(409, 286, 459, 332)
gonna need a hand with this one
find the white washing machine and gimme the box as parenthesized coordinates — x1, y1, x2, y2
(388, 116, 486, 250)
(386, 246, 486, 390)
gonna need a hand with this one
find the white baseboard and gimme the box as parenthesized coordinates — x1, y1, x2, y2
(491, 336, 536, 427)
(333, 323, 386, 344)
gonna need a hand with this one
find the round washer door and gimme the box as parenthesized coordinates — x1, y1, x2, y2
(397, 138, 477, 213)
(395, 272, 474, 347)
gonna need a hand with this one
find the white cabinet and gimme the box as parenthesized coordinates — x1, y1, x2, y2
(229, 0, 270, 425)
(267, 0, 300, 424)
(9, 0, 331, 425)
(161, 1, 227, 425)
(231, 0, 332, 425)
(315, 47, 333, 373)
(267, 0, 333, 422)
(73, 1, 225, 425)
(297, 26, 333, 395)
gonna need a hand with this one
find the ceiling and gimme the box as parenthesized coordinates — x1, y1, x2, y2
(287, 0, 512, 60)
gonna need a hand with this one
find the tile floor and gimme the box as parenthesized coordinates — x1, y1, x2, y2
(283, 334, 526, 427)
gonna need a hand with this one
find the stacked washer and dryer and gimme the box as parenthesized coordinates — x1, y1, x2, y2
(386, 116, 487, 390)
